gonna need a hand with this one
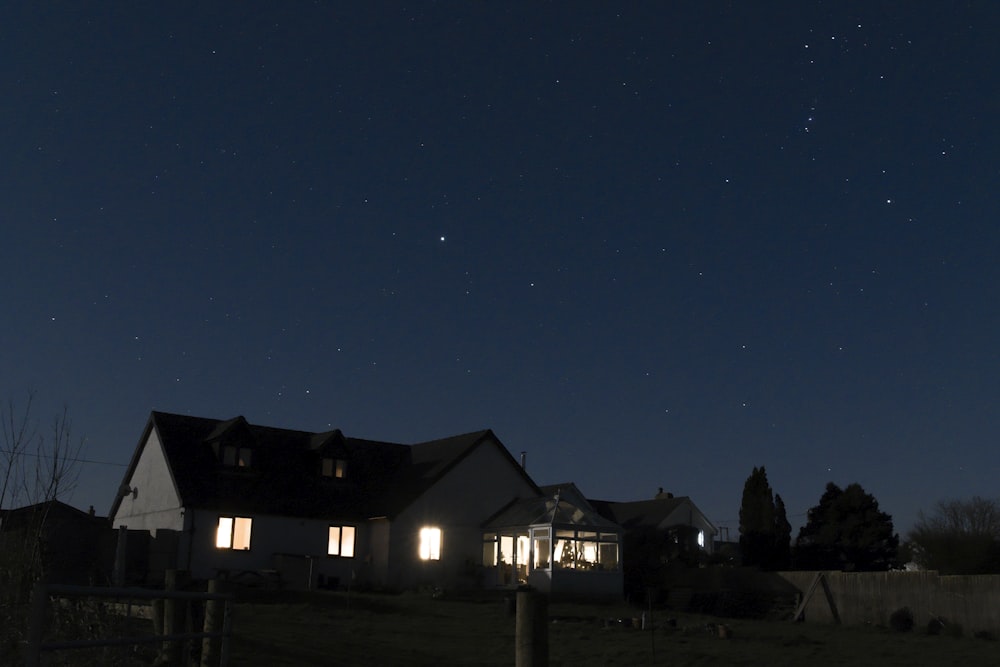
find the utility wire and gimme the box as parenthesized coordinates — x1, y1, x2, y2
(0, 448, 127, 467)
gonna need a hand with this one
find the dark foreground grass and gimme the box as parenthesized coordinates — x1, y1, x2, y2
(228, 590, 999, 667)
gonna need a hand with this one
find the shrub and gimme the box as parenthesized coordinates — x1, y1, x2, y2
(944, 622, 964, 638)
(889, 606, 914, 633)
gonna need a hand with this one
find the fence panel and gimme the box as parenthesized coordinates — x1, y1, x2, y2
(24, 582, 232, 667)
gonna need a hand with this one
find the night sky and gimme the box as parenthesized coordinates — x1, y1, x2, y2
(4, 3, 998, 538)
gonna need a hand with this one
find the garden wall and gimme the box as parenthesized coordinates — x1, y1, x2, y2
(778, 570, 1000, 635)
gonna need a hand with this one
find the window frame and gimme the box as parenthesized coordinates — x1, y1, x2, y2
(418, 526, 442, 561)
(328, 525, 357, 558)
(215, 515, 253, 551)
(222, 445, 252, 468)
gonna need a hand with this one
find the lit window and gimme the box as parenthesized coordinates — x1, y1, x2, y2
(533, 528, 551, 570)
(321, 458, 347, 478)
(553, 530, 619, 570)
(697, 530, 705, 548)
(216, 516, 252, 550)
(419, 527, 441, 560)
(223, 446, 252, 468)
(328, 525, 356, 557)
(482, 533, 498, 566)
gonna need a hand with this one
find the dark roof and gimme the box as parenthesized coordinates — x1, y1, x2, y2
(1, 499, 107, 530)
(483, 489, 621, 532)
(590, 496, 716, 533)
(112, 411, 529, 521)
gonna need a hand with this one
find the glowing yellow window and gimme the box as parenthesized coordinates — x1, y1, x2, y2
(328, 525, 356, 558)
(216, 516, 252, 550)
(418, 527, 441, 560)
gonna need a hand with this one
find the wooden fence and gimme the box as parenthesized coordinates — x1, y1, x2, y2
(24, 581, 232, 667)
(779, 570, 1000, 635)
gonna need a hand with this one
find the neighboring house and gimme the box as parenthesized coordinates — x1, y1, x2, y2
(590, 489, 718, 596)
(111, 411, 625, 595)
(591, 489, 718, 557)
(0, 500, 114, 586)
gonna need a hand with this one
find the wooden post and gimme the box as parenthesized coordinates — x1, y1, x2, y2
(113, 525, 128, 587)
(792, 572, 841, 625)
(201, 580, 224, 667)
(24, 581, 48, 667)
(161, 569, 191, 666)
(515, 587, 548, 667)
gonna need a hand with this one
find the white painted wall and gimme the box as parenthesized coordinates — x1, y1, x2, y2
(184, 509, 368, 586)
(389, 438, 538, 589)
(112, 429, 184, 532)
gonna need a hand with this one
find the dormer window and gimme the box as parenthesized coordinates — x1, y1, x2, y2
(223, 445, 252, 468)
(321, 457, 346, 479)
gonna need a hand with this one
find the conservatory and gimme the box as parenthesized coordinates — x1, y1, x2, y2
(481, 483, 623, 597)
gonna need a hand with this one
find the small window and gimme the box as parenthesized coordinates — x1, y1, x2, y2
(533, 528, 551, 570)
(419, 527, 441, 561)
(328, 525, 356, 557)
(216, 516, 252, 550)
(223, 445, 252, 468)
(321, 458, 347, 478)
(697, 530, 705, 548)
(482, 533, 498, 567)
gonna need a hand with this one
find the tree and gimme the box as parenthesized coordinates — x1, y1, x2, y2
(1, 394, 85, 606)
(773, 493, 792, 569)
(907, 497, 1000, 574)
(738, 466, 790, 569)
(794, 482, 898, 571)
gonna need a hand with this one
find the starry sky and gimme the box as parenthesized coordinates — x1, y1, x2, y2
(3, 2, 998, 538)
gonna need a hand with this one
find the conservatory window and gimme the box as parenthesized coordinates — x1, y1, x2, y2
(482, 533, 498, 566)
(553, 530, 619, 570)
(533, 528, 551, 570)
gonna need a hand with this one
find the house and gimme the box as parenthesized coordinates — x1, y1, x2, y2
(591, 489, 718, 597)
(592, 488, 718, 556)
(110, 411, 624, 595)
(0, 500, 114, 586)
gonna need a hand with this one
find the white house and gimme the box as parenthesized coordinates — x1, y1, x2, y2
(110, 412, 619, 594)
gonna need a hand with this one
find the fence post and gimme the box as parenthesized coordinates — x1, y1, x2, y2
(24, 581, 48, 667)
(515, 586, 548, 667)
(200, 579, 225, 667)
(161, 569, 191, 666)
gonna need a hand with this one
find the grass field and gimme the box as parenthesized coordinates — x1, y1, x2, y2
(227, 590, 999, 666)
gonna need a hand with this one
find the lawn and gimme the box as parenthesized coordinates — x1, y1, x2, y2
(227, 590, 999, 666)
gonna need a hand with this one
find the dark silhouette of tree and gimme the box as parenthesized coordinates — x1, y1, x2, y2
(739, 466, 790, 569)
(794, 482, 898, 571)
(773, 493, 792, 569)
(907, 496, 1000, 574)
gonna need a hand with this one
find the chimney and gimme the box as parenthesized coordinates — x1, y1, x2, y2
(520, 451, 526, 469)
(88, 505, 95, 516)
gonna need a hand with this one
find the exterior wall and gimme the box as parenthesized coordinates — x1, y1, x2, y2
(184, 508, 367, 588)
(389, 440, 537, 590)
(368, 518, 391, 588)
(663, 501, 717, 555)
(550, 569, 623, 598)
(111, 429, 184, 532)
